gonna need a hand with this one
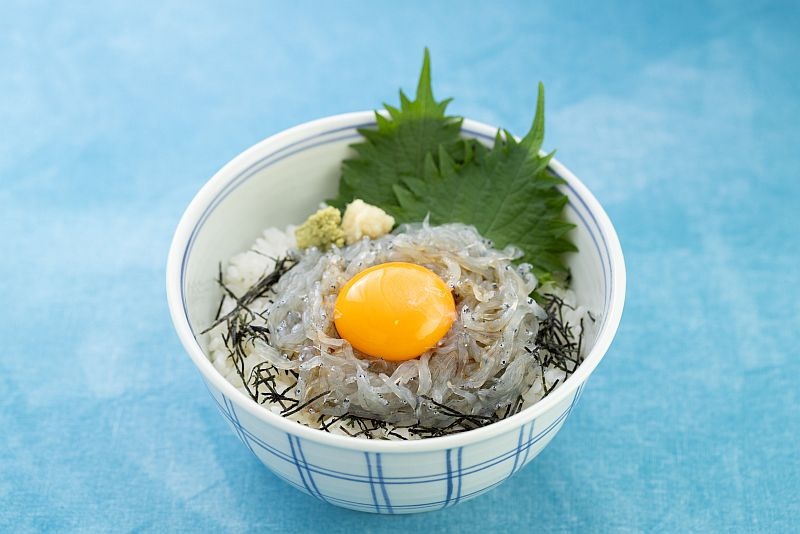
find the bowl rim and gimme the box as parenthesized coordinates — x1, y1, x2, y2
(166, 110, 626, 453)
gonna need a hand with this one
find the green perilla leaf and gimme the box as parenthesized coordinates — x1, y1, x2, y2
(328, 48, 463, 213)
(330, 51, 576, 283)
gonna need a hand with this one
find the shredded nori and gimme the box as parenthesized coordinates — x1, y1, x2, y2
(208, 260, 588, 439)
(533, 293, 589, 377)
(201, 256, 297, 335)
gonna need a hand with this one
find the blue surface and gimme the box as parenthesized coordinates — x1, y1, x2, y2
(1, 1, 798, 531)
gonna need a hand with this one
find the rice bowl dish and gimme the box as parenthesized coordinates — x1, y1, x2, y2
(196, 51, 602, 441)
(166, 49, 625, 513)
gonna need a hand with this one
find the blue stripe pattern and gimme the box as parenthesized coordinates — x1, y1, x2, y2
(294, 436, 327, 503)
(287, 434, 315, 498)
(375, 453, 393, 514)
(208, 387, 580, 511)
(510, 425, 526, 475)
(520, 418, 537, 468)
(442, 447, 465, 508)
(223, 395, 256, 457)
(364, 452, 380, 513)
(207, 385, 577, 485)
(443, 449, 454, 508)
(453, 447, 464, 506)
(274, 464, 509, 513)
(363, 453, 395, 514)
(515, 384, 584, 473)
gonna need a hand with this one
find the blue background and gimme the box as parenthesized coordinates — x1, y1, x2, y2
(1, 1, 798, 531)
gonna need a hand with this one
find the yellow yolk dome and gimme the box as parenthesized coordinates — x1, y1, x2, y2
(333, 262, 456, 361)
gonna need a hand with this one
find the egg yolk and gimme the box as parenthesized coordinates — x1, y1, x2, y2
(333, 262, 456, 361)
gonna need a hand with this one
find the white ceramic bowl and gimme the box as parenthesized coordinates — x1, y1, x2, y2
(166, 111, 625, 514)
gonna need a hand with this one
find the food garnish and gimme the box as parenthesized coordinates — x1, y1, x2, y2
(330, 49, 576, 283)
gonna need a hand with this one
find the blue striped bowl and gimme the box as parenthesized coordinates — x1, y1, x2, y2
(166, 112, 626, 514)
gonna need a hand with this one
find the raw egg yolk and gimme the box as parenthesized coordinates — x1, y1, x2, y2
(333, 262, 456, 361)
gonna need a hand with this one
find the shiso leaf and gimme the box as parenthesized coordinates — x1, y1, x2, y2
(394, 83, 577, 281)
(327, 48, 464, 213)
(329, 50, 576, 284)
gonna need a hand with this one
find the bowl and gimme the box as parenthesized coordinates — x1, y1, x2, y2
(166, 111, 626, 514)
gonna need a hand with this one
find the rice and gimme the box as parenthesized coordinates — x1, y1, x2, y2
(206, 223, 593, 439)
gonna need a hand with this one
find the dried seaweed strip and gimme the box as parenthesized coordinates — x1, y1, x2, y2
(532, 292, 587, 391)
(201, 256, 296, 335)
(280, 390, 331, 418)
